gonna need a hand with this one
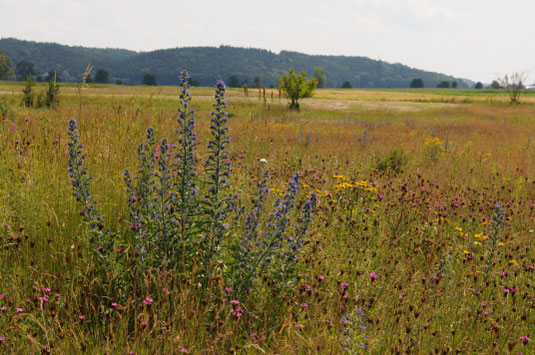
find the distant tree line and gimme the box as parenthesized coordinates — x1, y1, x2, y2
(0, 38, 471, 88)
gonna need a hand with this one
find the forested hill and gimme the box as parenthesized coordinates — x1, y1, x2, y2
(0, 38, 472, 88)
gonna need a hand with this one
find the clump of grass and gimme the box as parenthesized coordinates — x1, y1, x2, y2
(372, 148, 406, 177)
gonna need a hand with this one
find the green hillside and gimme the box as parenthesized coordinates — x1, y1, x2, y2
(0, 38, 472, 88)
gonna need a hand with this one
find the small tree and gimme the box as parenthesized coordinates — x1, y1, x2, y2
(475, 82, 483, 89)
(278, 68, 318, 110)
(45, 73, 60, 108)
(228, 75, 240, 88)
(314, 67, 326, 88)
(490, 80, 501, 89)
(341, 81, 352, 89)
(409, 78, 424, 88)
(94, 69, 109, 84)
(499, 72, 526, 104)
(436, 81, 450, 88)
(21, 75, 36, 107)
(45, 71, 60, 82)
(142, 73, 157, 86)
(16, 61, 35, 81)
(0, 51, 14, 80)
(452, 81, 458, 89)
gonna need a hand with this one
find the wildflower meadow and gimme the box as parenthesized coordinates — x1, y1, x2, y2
(2, 74, 535, 353)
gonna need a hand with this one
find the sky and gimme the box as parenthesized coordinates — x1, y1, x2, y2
(1, 0, 534, 83)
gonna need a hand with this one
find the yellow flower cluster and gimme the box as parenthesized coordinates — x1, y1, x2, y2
(332, 175, 377, 192)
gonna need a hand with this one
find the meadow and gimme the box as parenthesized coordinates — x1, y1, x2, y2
(1, 78, 535, 354)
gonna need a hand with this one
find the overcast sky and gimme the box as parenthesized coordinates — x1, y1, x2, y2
(1, 0, 534, 83)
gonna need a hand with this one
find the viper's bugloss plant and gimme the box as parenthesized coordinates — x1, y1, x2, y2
(68, 118, 127, 303)
(124, 127, 157, 265)
(67, 118, 110, 253)
(203, 80, 231, 265)
(483, 203, 505, 281)
(68, 118, 97, 221)
(148, 138, 176, 267)
(66, 71, 318, 337)
(231, 170, 271, 295)
(284, 191, 317, 267)
(340, 308, 369, 353)
(232, 173, 318, 299)
(174, 71, 198, 233)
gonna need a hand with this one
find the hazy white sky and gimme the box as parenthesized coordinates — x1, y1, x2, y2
(1, 0, 534, 83)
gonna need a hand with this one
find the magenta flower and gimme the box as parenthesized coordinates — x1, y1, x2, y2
(520, 336, 531, 345)
(16, 308, 23, 312)
(230, 300, 240, 306)
(79, 315, 85, 320)
(143, 297, 153, 305)
(233, 308, 244, 318)
(370, 272, 377, 280)
(0, 337, 4, 342)
(297, 324, 303, 329)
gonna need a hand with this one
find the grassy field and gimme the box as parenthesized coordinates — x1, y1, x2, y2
(1, 81, 535, 353)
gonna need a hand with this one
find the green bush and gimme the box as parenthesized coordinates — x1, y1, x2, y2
(373, 149, 406, 177)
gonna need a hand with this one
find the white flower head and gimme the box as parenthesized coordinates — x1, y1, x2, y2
(259, 158, 268, 164)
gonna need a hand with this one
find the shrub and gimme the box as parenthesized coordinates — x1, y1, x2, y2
(373, 149, 406, 177)
(45, 75, 60, 108)
(420, 136, 444, 164)
(21, 75, 36, 107)
(409, 78, 424, 88)
(278, 68, 317, 110)
(142, 73, 157, 86)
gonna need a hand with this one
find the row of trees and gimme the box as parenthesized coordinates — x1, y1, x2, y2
(0, 52, 129, 85)
(410, 78, 460, 88)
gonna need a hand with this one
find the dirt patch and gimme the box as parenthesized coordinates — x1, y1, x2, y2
(303, 98, 458, 112)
